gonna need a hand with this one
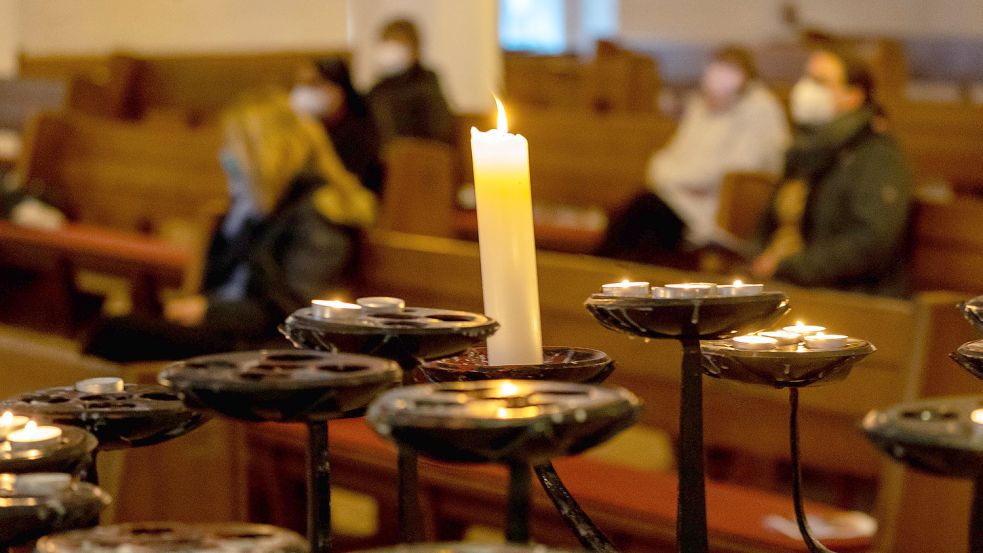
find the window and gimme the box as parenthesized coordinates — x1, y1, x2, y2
(499, 0, 619, 55)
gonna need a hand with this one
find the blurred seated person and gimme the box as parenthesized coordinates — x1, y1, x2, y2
(597, 46, 789, 263)
(290, 57, 385, 195)
(84, 91, 377, 362)
(367, 18, 454, 145)
(750, 46, 913, 296)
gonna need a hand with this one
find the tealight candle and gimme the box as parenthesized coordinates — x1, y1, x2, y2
(2, 473, 72, 495)
(75, 377, 124, 394)
(0, 410, 29, 440)
(311, 299, 363, 319)
(7, 421, 62, 450)
(804, 333, 848, 350)
(783, 321, 827, 336)
(650, 286, 670, 299)
(601, 280, 650, 297)
(356, 296, 406, 314)
(664, 283, 717, 299)
(716, 280, 764, 297)
(732, 335, 779, 350)
(759, 330, 803, 346)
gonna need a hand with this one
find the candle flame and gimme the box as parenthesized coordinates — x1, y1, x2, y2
(796, 321, 804, 327)
(499, 381, 519, 396)
(972, 408, 983, 425)
(621, 279, 630, 284)
(495, 96, 508, 133)
(24, 420, 37, 432)
(0, 411, 10, 426)
(733, 279, 743, 286)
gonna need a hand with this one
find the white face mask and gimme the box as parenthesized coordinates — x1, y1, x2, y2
(790, 77, 836, 126)
(701, 63, 745, 103)
(289, 85, 334, 118)
(374, 40, 413, 78)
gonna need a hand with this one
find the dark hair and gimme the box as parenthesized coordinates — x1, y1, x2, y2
(820, 45, 876, 105)
(711, 45, 757, 81)
(313, 57, 369, 117)
(381, 18, 421, 57)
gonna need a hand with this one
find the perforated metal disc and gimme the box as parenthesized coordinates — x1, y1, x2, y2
(350, 544, 576, 553)
(367, 380, 641, 463)
(160, 349, 400, 422)
(952, 339, 983, 380)
(421, 347, 614, 384)
(1, 384, 208, 450)
(36, 522, 308, 553)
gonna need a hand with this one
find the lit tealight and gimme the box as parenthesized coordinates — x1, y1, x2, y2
(716, 280, 764, 297)
(782, 321, 827, 336)
(732, 335, 779, 351)
(601, 280, 651, 297)
(498, 381, 520, 397)
(758, 330, 803, 346)
(311, 299, 363, 319)
(664, 283, 717, 299)
(803, 333, 848, 350)
(7, 421, 63, 451)
(356, 296, 406, 314)
(0, 410, 29, 440)
(75, 377, 125, 394)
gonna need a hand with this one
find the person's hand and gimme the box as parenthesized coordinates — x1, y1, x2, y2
(750, 252, 780, 280)
(164, 295, 208, 327)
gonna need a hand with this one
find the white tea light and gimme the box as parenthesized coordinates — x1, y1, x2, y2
(601, 280, 650, 297)
(716, 280, 763, 297)
(0, 411, 29, 440)
(311, 300, 363, 319)
(783, 321, 827, 336)
(650, 286, 670, 299)
(804, 333, 848, 350)
(3, 473, 72, 496)
(7, 421, 62, 450)
(732, 335, 779, 350)
(356, 296, 406, 314)
(75, 377, 124, 394)
(759, 330, 803, 346)
(664, 283, 717, 299)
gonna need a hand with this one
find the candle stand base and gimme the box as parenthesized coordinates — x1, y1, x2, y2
(34, 522, 308, 553)
(0, 474, 109, 548)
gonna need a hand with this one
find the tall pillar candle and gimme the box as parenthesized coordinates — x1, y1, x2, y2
(470, 98, 544, 365)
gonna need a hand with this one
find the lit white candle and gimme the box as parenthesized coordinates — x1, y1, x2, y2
(0, 411, 29, 440)
(7, 421, 62, 450)
(75, 377, 124, 394)
(732, 335, 779, 350)
(471, 97, 543, 366)
(804, 333, 848, 350)
(311, 299, 363, 319)
(782, 321, 827, 336)
(759, 330, 803, 346)
(650, 286, 670, 298)
(716, 280, 764, 297)
(664, 283, 717, 299)
(356, 296, 406, 314)
(601, 280, 650, 297)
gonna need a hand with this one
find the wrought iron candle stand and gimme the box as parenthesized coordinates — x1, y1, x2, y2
(701, 336, 875, 553)
(862, 295, 983, 553)
(366, 379, 641, 545)
(0, 423, 96, 477)
(584, 291, 789, 553)
(0, 473, 109, 551)
(35, 521, 309, 553)
(422, 346, 621, 551)
(159, 349, 400, 553)
(350, 544, 576, 553)
(281, 304, 499, 543)
(0, 380, 208, 485)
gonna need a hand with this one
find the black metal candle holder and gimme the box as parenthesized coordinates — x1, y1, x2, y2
(366, 379, 641, 545)
(584, 292, 789, 553)
(281, 305, 499, 543)
(952, 340, 983, 380)
(1, 383, 208, 485)
(421, 347, 620, 551)
(350, 545, 576, 553)
(960, 295, 983, 335)
(0, 424, 96, 476)
(0, 473, 109, 549)
(35, 521, 309, 553)
(862, 396, 983, 553)
(701, 338, 875, 553)
(159, 349, 400, 553)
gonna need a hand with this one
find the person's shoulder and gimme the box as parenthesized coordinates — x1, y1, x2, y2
(740, 82, 785, 113)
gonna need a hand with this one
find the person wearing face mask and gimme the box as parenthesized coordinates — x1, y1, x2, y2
(597, 46, 790, 264)
(290, 57, 385, 195)
(750, 46, 914, 296)
(83, 91, 377, 362)
(366, 18, 454, 145)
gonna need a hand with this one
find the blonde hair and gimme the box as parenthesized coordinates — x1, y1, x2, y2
(221, 90, 375, 227)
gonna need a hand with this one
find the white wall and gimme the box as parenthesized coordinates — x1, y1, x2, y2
(16, 0, 349, 55)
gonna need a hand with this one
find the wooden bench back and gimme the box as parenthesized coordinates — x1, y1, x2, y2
(0, 78, 67, 130)
(19, 110, 227, 233)
(378, 138, 456, 237)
